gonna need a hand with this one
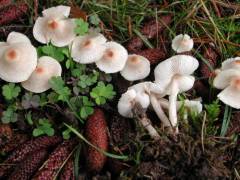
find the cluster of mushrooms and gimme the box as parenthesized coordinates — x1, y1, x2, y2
(0, 5, 239, 139)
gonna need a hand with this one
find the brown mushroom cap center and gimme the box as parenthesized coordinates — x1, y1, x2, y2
(103, 49, 115, 60)
(231, 77, 240, 90)
(47, 20, 59, 30)
(35, 67, 45, 74)
(233, 60, 240, 65)
(4, 49, 19, 62)
(129, 56, 140, 65)
(82, 39, 92, 49)
(180, 38, 189, 46)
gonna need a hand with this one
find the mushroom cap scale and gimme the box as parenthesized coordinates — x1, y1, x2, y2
(0, 43, 37, 82)
(154, 55, 199, 90)
(221, 57, 240, 71)
(7, 32, 31, 44)
(172, 34, 194, 53)
(213, 69, 240, 90)
(21, 56, 62, 93)
(42, 5, 70, 19)
(71, 33, 107, 64)
(120, 54, 150, 81)
(96, 42, 128, 73)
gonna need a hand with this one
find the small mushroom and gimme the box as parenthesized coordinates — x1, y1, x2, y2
(120, 54, 150, 81)
(221, 57, 240, 70)
(70, 33, 107, 64)
(21, 56, 62, 93)
(154, 55, 199, 129)
(0, 32, 37, 82)
(96, 42, 128, 73)
(213, 69, 240, 109)
(172, 34, 194, 53)
(33, 5, 75, 47)
(118, 89, 160, 140)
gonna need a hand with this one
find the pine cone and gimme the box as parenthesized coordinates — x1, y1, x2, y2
(0, 124, 13, 147)
(200, 46, 218, 78)
(32, 139, 77, 180)
(1, 133, 29, 154)
(59, 158, 74, 180)
(0, 3, 28, 25)
(8, 150, 48, 180)
(85, 109, 108, 172)
(141, 15, 172, 39)
(0, 136, 62, 178)
(135, 48, 166, 65)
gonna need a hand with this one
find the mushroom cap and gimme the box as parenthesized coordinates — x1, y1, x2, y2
(120, 54, 150, 81)
(184, 99, 202, 114)
(154, 55, 199, 91)
(118, 89, 150, 118)
(96, 42, 128, 73)
(171, 34, 194, 53)
(33, 6, 75, 47)
(217, 86, 240, 109)
(221, 57, 240, 70)
(42, 5, 70, 19)
(7, 32, 31, 44)
(0, 43, 37, 82)
(21, 56, 62, 93)
(71, 33, 107, 64)
(213, 69, 240, 89)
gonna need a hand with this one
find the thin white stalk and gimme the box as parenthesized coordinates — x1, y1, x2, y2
(150, 94, 171, 127)
(169, 79, 179, 128)
(139, 115, 160, 140)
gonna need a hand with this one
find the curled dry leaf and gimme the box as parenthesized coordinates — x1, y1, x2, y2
(32, 139, 77, 180)
(0, 136, 62, 178)
(126, 37, 144, 53)
(200, 46, 218, 78)
(85, 108, 108, 172)
(0, 3, 28, 25)
(8, 150, 48, 180)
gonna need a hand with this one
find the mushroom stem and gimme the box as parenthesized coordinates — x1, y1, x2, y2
(133, 102, 160, 140)
(169, 79, 179, 129)
(150, 94, 172, 127)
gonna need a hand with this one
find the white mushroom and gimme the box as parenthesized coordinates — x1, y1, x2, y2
(154, 55, 199, 129)
(172, 34, 194, 53)
(96, 41, 128, 73)
(0, 33, 37, 82)
(120, 54, 150, 81)
(221, 57, 240, 70)
(213, 69, 240, 109)
(33, 5, 75, 47)
(118, 89, 160, 140)
(70, 33, 106, 64)
(21, 56, 62, 93)
(129, 82, 171, 128)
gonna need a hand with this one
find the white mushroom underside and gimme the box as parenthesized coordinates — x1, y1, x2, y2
(218, 86, 240, 109)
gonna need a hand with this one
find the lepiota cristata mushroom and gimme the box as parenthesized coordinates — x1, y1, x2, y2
(154, 55, 199, 130)
(120, 54, 150, 81)
(0, 32, 37, 82)
(33, 5, 75, 47)
(21, 56, 62, 93)
(172, 34, 194, 53)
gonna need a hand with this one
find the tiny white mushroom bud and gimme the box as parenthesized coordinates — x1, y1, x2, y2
(172, 34, 194, 53)
(120, 54, 150, 81)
